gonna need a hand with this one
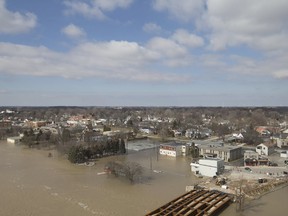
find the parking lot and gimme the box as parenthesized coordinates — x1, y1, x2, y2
(268, 151, 288, 166)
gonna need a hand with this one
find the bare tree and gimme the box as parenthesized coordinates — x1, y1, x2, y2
(105, 161, 143, 184)
(123, 161, 143, 183)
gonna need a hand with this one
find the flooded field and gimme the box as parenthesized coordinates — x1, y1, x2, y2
(0, 140, 197, 216)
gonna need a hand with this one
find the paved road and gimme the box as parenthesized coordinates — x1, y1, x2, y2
(230, 166, 288, 179)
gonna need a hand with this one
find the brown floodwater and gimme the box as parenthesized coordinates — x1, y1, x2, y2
(221, 185, 288, 216)
(1, 140, 287, 216)
(0, 140, 198, 216)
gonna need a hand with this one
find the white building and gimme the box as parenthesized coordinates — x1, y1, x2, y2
(190, 158, 225, 177)
(139, 128, 153, 134)
(256, 143, 274, 156)
(276, 133, 288, 148)
(280, 151, 288, 158)
(7, 136, 22, 144)
(159, 142, 188, 157)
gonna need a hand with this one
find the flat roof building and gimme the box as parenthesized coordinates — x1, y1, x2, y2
(244, 150, 259, 166)
(7, 136, 22, 145)
(191, 158, 225, 177)
(198, 145, 242, 162)
(159, 142, 188, 157)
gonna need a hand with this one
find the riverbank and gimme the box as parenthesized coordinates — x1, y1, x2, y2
(189, 167, 288, 212)
(242, 177, 288, 199)
(221, 182, 288, 216)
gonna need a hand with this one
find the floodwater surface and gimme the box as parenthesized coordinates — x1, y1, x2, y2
(2, 140, 286, 216)
(222, 185, 288, 216)
(0, 140, 197, 216)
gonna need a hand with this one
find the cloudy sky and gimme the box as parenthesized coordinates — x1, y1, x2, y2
(0, 0, 287, 106)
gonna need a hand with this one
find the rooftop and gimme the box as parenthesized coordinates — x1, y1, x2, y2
(198, 145, 242, 151)
(160, 142, 184, 147)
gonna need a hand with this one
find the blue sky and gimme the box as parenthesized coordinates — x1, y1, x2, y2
(0, 0, 288, 106)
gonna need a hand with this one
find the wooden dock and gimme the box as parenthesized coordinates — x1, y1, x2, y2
(145, 189, 232, 216)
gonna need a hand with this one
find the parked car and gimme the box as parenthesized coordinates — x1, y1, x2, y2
(258, 178, 267, 183)
(269, 162, 278, 166)
(244, 167, 252, 172)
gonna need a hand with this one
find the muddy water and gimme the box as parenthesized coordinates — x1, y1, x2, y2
(0, 141, 198, 216)
(222, 185, 288, 216)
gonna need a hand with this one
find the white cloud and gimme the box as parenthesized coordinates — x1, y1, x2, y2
(147, 37, 187, 58)
(273, 70, 288, 79)
(199, 54, 227, 68)
(64, 0, 133, 19)
(171, 29, 204, 48)
(198, 52, 288, 81)
(0, 0, 37, 34)
(152, 0, 288, 53)
(0, 41, 189, 82)
(143, 29, 204, 66)
(151, 0, 288, 79)
(147, 37, 191, 66)
(0, 89, 9, 94)
(62, 24, 86, 39)
(152, 0, 205, 22)
(92, 0, 133, 11)
(203, 0, 288, 51)
(143, 22, 162, 34)
(63, 1, 106, 19)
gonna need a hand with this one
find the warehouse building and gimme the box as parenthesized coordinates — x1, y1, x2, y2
(190, 158, 225, 177)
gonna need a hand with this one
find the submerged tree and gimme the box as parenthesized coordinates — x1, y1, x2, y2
(58, 128, 71, 145)
(119, 139, 126, 154)
(123, 161, 143, 183)
(68, 145, 88, 163)
(105, 161, 143, 184)
(189, 142, 199, 159)
(21, 128, 36, 147)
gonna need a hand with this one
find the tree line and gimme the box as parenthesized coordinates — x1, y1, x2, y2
(68, 138, 126, 164)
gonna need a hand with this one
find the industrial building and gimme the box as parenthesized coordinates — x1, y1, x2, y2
(190, 158, 225, 177)
(159, 142, 188, 157)
(198, 145, 242, 162)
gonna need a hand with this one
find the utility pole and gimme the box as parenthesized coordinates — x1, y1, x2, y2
(155, 142, 159, 161)
(236, 179, 245, 212)
(125, 138, 128, 154)
(150, 152, 152, 171)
